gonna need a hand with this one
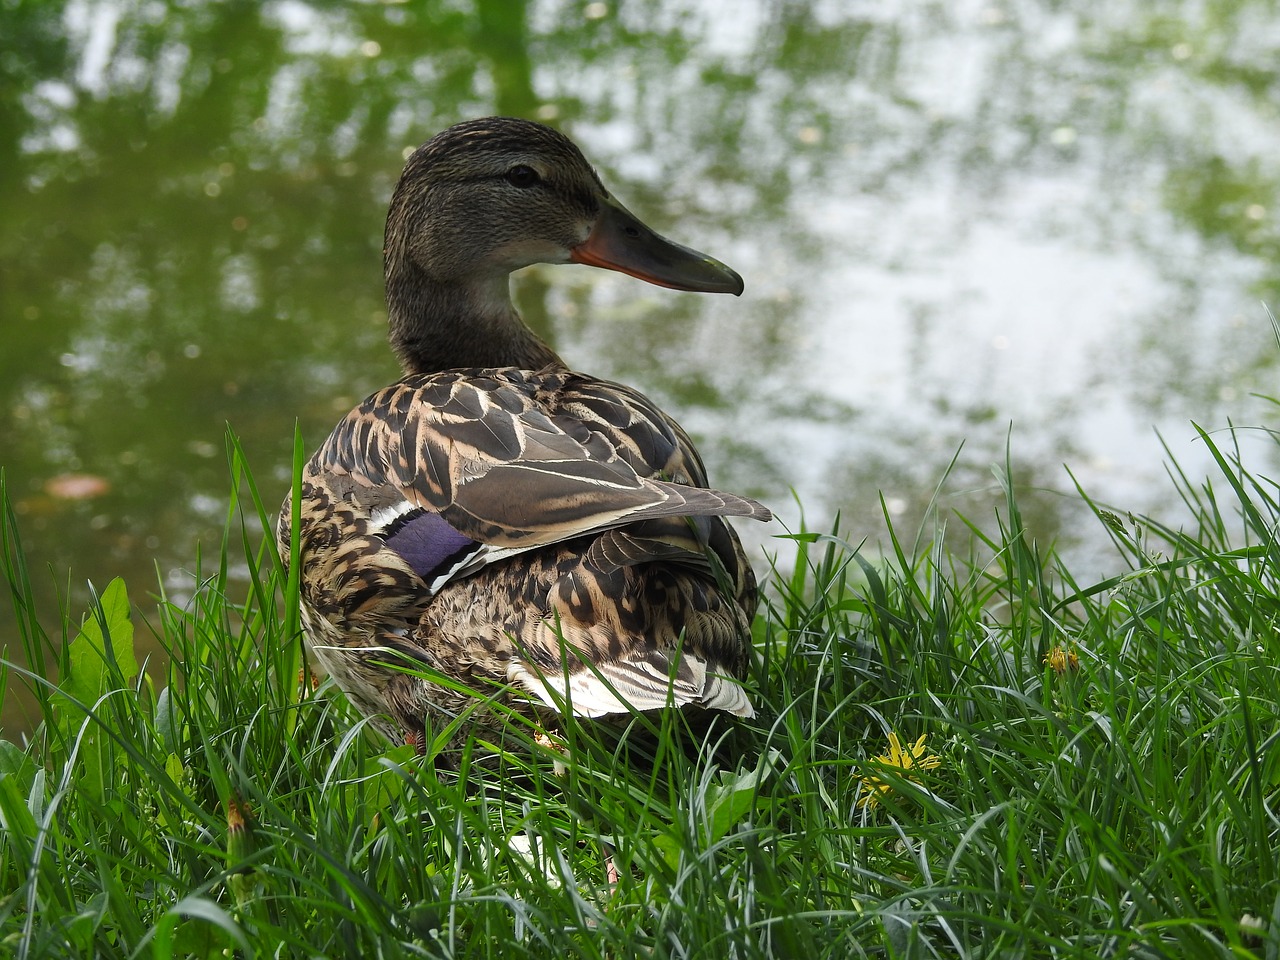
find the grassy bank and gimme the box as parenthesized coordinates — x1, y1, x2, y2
(1, 417, 1279, 959)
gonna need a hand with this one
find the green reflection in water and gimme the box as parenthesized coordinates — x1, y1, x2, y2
(2, 0, 1279, 733)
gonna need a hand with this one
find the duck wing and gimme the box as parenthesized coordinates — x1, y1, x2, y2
(296, 368, 768, 604)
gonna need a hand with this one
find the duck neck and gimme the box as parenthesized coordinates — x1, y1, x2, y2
(386, 262, 564, 375)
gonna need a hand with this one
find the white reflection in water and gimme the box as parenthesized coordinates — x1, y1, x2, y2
(546, 0, 1280, 574)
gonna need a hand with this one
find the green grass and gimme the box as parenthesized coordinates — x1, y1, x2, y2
(2, 415, 1280, 959)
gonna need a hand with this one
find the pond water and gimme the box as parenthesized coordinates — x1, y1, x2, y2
(3, 0, 1278, 733)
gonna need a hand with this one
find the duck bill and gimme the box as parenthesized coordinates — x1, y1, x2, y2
(570, 195, 744, 296)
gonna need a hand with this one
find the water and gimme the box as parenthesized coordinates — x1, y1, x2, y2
(3, 0, 1278, 733)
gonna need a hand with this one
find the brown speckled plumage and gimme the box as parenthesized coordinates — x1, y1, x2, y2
(278, 118, 769, 743)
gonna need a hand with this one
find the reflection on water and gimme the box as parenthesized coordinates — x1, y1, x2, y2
(2, 0, 1278, 731)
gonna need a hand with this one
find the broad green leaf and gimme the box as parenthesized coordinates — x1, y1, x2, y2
(155, 683, 183, 754)
(0, 739, 36, 793)
(154, 897, 251, 960)
(651, 831, 682, 872)
(0, 774, 37, 864)
(0, 771, 36, 830)
(55, 577, 139, 716)
(50, 578, 138, 804)
(65, 891, 109, 954)
(705, 748, 779, 845)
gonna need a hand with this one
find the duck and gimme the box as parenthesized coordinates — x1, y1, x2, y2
(278, 117, 771, 746)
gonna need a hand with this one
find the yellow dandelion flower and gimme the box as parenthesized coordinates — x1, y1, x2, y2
(857, 733, 941, 810)
(1044, 645, 1080, 674)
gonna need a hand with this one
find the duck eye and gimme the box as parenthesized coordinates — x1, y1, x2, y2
(504, 165, 540, 188)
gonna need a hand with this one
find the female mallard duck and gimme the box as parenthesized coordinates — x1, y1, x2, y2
(279, 117, 771, 744)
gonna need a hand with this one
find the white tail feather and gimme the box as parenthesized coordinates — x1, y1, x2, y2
(508, 654, 755, 718)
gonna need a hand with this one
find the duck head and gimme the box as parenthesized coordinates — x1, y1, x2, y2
(383, 117, 743, 374)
